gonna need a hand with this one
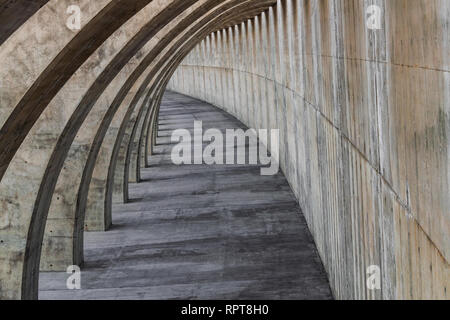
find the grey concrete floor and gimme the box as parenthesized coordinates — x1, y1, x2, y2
(39, 91, 332, 300)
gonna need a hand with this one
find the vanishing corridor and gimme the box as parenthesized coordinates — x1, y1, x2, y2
(1, 0, 448, 300)
(39, 91, 332, 300)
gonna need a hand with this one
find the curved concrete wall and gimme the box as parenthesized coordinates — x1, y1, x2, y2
(0, 0, 276, 299)
(168, 0, 450, 300)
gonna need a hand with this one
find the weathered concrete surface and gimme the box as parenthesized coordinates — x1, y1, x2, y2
(0, 0, 48, 46)
(168, 0, 450, 299)
(39, 91, 332, 300)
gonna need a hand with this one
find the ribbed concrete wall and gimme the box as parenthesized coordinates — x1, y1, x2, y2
(168, 0, 450, 300)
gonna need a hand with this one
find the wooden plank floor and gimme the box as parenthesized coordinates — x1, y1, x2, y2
(39, 91, 332, 300)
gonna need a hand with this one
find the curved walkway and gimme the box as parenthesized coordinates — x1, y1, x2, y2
(39, 91, 332, 300)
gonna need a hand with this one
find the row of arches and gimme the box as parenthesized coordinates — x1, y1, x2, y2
(0, 0, 276, 299)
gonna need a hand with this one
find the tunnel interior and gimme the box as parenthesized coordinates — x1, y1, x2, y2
(0, 0, 448, 300)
